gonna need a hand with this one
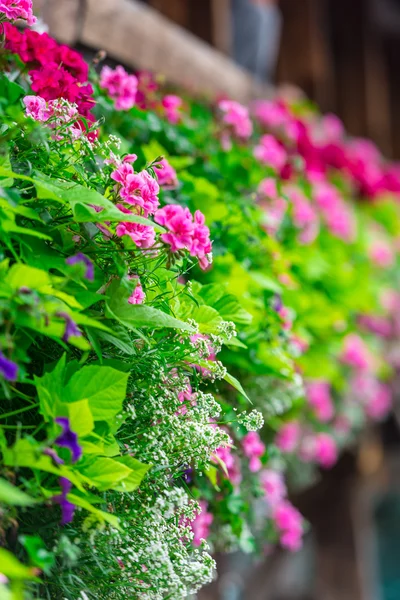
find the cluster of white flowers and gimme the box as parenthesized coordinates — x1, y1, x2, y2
(94, 487, 215, 600)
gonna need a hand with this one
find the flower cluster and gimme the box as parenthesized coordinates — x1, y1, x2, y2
(4, 23, 95, 123)
(0, 0, 35, 24)
(100, 65, 138, 111)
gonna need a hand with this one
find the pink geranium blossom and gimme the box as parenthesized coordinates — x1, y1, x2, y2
(218, 99, 253, 140)
(306, 380, 334, 423)
(369, 240, 395, 268)
(191, 501, 213, 546)
(254, 134, 287, 171)
(260, 470, 287, 507)
(116, 222, 156, 248)
(100, 65, 138, 111)
(153, 158, 178, 189)
(341, 333, 372, 371)
(275, 421, 301, 453)
(242, 431, 265, 472)
(258, 177, 278, 199)
(272, 500, 303, 552)
(23, 95, 50, 122)
(155, 205, 194, 252)
(128, 279, 145, 305)
(301, 432, 338, 468)
(162, 95, 182, 124)
(0, 0, 36, 24)
(213, 445, 242, 486)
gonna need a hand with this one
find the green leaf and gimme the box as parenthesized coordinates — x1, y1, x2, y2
(107, 280, 195, 332)
(0, 549, 38, 580)
(112, 455, 151, 492)
(62, 365, 129, 422)
(68, 493, 120, 528)
(0, 75, 25, 104)
(0, 478, 36, 506)
(77, 457, 133, 491)
(6, 264, 50, 290)
(224, 371, 251, 402)
(19, 535, 54, 574)
(67, 400, 94, 438)
(33, 172, 162, 229)
(3, 438, 84, 491)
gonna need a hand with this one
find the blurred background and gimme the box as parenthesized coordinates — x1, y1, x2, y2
(32, 1, 400, 598)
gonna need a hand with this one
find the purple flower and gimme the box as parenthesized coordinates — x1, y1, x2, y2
(183, 467, 193, 483)
(0, 352, 18, 382)
(43, 447, 64, 465)
(66, 253, 94, 282)
(53, 477, 76, 525)
(55, 417, 82, 463)
(56, 312, 82, 343)
(272, 294, 283, 313)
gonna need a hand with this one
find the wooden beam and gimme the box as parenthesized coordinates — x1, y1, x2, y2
(79, 0, 269, 103)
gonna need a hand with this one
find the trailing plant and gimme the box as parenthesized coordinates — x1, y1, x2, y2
(1, 5, 400, 599)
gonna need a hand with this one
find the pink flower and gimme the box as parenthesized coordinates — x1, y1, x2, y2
(242, 431, 265, 472)
(306, 380, 334, 423)
(301, 433, 337, 468)
(0, 0, 36, 24)
(23, 95, 50, 122)
(128, 279, 145, 305)
(155, 204, 194, 252)
(153, 158, 178, 189)
(100, 65, 138, 111)
(272, 500, 303, 552)
(341, 334, 371, 371)
(116, 222, 156, 248)
(162, 94, 182, 124)
(254, 134, 287, 171)
(369, 240, 395, 268)
(253, 100, 289, 130)
(191, 501, 213, 546)
(218, 99, 253, 140)
(314, 182, 355, 241)
(213, 445, 242, 485)
(365, 383, 392, 421)
(258, 177, 278, 199)
(275, 421, 300, 453)
(314, 433, 338, 468)
(260, 470, 287, 507)
(113, 169, 160, 217)
(189, 210, 212, 270)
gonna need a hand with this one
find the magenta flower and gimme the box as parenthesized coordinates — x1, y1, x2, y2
(100, 65, 138, 111)
(0, 351, 18, 381)
(66, 253, 94, 281)
(241, 431, 265, 473)
(0, 0, 36, 24)
(116, 222, 156, 248)
(306, 380, 334, 423)
(53, 477, 76, 525)
(272, 500, 303, 552)
(260, 469, 287, 507)
(155, 205, 194, 252)
(153, 158, 178, 189)
(218, 99, 253, 140)
(275, 421, 300, 453)
(254, 134, 287, 171)
(162, 95, 182, 124)
(55, 417, 82, 463)
(23, 95, 51, 122)
(128, 279, 146, 305)
(190, 500, 213, 546)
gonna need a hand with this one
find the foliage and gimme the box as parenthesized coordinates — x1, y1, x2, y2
(1, 13, 400, 600)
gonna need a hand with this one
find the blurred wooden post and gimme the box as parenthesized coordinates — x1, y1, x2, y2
(211, 0, 232, 56)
